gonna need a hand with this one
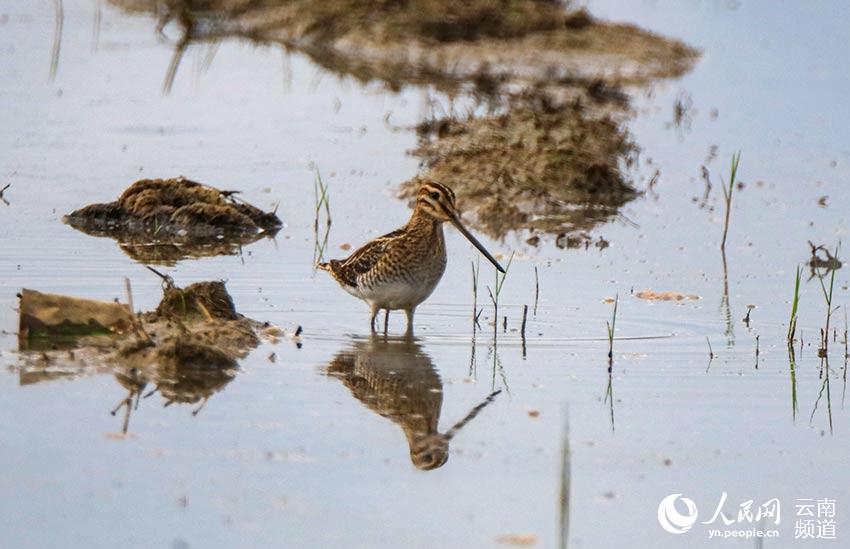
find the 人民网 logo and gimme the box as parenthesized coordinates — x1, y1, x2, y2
(658, 493, 699, 534)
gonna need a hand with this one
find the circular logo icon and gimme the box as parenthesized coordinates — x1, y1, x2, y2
(657, 493, 699, 534)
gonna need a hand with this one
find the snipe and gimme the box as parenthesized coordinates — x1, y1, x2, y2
(318, 181, 504, 332)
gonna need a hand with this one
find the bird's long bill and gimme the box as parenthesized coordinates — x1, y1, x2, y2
(449, 216, 505, 273)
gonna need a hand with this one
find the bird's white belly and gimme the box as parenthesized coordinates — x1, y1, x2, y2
(358, 278, 440, 310)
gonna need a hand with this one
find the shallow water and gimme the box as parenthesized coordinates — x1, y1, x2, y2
(1, 1, 849, 547)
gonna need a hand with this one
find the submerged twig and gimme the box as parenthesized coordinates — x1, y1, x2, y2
(603, 371, 615, 432)
(558, 408, 571, 549)
(705, 336, 715, 372)
(50, 0, 64, 82)
(754, 335, 760, 369)
(520, 304, 528, 358)
(471, 258, 481, 329)
(841, 308, 850, 408)
(92, 0, 102, 52)
(810, 357, 833, 434)
(788, 343, 798, 422)
(720, 248, 734, 345)
(533, 266, 540, 316)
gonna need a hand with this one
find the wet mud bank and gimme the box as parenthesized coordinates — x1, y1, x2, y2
(16, 278, 281, 421)
(108, 0, 699, 247)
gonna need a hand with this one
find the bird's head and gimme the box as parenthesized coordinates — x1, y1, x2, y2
(415, 180, 459, 222)
(415, 181, 505, 273)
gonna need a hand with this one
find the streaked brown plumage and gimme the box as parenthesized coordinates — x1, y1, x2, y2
(318, 181, 504, 333)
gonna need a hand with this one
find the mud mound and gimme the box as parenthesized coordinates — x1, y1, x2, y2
(401, 98, 638, 241)
(66, 177, 280, 235)
(64, 178, 281, 263)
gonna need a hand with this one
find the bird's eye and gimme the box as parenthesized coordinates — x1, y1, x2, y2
(430, 191, 440, 200)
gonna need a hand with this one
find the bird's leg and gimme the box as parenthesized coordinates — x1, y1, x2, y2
(369, 303, 379, 332)
(404, 307, 415, 336)
(383, 309, 390, 335)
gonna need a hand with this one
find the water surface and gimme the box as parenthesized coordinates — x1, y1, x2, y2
(1, 1, 849, 547)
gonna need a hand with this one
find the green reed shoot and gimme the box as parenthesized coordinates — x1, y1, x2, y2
(313, 168, 331, 230)
(312, 168, 331, 266)
(487, 252, 514, 340)
(606, 294, 619, 366)
(787, 265, 802, 343)
(720, 151, 741, 251)
(471, 257, 482, 327)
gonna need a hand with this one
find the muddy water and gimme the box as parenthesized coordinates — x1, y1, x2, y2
(1, 1, 849, 548)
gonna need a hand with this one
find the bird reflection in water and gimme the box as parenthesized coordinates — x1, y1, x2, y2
(325, 335, 500, 470)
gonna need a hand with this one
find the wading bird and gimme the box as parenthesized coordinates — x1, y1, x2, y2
(318, 181, 504, 333)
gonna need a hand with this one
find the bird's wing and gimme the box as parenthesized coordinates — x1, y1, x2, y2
(331, 228, 405, 287)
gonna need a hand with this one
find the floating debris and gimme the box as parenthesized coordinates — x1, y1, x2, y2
(635, 290, 700, 301)
(495, 533, 538, 546)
